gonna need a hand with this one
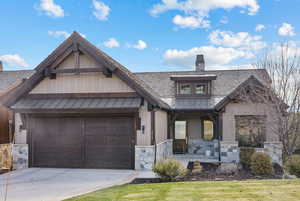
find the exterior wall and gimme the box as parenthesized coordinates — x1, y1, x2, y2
(221, 102, 282, 164)
(30, 54, 134, 94)
(30, 73, 134, 94)
(155, 110, 168, 144)
(222, 102, 279, 142)
(136, 101, 152, 146)
(14, 113, 27, 144)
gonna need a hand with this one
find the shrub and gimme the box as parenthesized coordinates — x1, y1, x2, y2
(285, 155, 300, 178)
(153, 159, 187, 181)
(240, 147, 256, 169)
(250, 152, 273, 175)
(191, 161, 202, 175)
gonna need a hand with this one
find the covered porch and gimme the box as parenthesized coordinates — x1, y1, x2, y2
(169, 110, 222, 164)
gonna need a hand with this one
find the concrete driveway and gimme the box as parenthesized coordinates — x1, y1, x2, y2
(0, 168, 137, 201)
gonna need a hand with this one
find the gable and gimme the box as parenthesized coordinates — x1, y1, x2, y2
(4, 32, 168, 109)
(30, 53, 134, 94)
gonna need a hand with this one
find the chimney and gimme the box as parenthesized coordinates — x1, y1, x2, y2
(0, 61, 3, 72)
(195, 54, 205, 71)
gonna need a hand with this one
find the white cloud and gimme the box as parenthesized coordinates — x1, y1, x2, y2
(103, 38, 120, 48)
(209, 30, 266, 56)
(48, 31, 70, 38)
(255, 24, 265, 32)
(172, 15, 210, 29)
(37, 0, 65, 18)
(48, 31, 86, 39)
(127, 40, 147, 50)
(92, 0, 110, 21)
(163, 46, 247, 68)
(0, 54, 29, 68)
(220, 16, 229, 24)
(150, 0, 259, 16)
(278, 23, 296, 36)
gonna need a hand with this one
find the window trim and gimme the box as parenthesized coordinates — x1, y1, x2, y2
(176, 81, 211, 97)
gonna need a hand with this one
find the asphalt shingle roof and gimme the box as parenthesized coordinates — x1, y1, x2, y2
(0, 70, 34, 92)
(135, 69, 270, 110)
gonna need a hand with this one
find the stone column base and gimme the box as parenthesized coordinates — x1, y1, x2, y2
(135, 146, 155, 170)
(0, 143, 28, 170)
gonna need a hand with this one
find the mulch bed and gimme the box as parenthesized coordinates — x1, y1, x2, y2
(131, 162, 284, 184)
(0, 169, 9, 175)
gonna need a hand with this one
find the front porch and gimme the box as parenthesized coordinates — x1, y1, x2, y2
(170, 111, 222, 164)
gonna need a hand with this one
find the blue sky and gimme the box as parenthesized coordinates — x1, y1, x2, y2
(0, 0, 300, 72)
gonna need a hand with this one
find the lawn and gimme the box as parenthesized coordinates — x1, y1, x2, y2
(65, 179, 300, 201)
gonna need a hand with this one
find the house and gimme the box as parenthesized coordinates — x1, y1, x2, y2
(2, 32, 282, 170)
(0, 61, 34, 144)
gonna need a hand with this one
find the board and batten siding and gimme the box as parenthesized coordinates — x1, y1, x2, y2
(30, 53, 134, 94)
(222, 102, 279, 142)
(136, 101, 152, 146)
(155, 110, 168, 144)
(58, 52, 99, 69)
(30, 73, 134, 94)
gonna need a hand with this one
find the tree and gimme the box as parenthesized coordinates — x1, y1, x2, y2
(238, 42, 300, 158)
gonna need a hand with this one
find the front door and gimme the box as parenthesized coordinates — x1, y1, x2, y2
(173, 121, 187, 153)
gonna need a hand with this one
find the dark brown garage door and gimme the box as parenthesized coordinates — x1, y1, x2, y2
(29, 116, 134, 169)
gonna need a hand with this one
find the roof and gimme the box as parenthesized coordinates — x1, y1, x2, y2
(12, 97, 141, 110)
(0, 70, 34, 92)
(135, 69, 270, 110)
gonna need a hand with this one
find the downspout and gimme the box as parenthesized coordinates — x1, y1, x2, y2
(151, 109, 157, 165)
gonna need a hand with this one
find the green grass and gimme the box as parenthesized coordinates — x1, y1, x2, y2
(65, 179, 300, 201)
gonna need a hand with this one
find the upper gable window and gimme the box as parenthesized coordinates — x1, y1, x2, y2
(179, 83, 192, 94)
(195, 84, 206, 95)
(177, 82, 210, 97)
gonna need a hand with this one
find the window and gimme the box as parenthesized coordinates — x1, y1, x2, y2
(177, 82, 210, 96)
(175, 121, 187, 139)
(179, 83, 192, 95)
(195, 84, 206, 95)
(235, 115, 266, 148)
(203, 120, 214, 141)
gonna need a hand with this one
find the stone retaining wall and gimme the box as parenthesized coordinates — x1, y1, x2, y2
(188, 139, 219, 159)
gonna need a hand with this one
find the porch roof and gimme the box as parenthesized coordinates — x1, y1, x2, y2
(169, 96, 225, 110)
(11, 97, 142, 110)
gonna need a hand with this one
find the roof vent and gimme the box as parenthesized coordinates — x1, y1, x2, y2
(195, 55, 205, 72)
(0, 61, 3, 72)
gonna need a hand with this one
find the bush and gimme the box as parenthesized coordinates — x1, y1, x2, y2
(191, 161, 202, 175)
(285, 155, 300, 178)
(240, 147, 256, 169)
(153, 159, 187, 181)
(250, 152, 273, 175)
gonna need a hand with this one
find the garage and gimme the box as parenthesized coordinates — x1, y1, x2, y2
(28, 116, 135, 169)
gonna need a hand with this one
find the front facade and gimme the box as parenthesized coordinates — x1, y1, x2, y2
(2, 32, 282, 170)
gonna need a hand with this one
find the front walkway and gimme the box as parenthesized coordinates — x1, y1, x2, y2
(0, 168, 137, 201)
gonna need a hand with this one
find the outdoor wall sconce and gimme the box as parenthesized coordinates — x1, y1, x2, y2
(142, 125, 145, 134)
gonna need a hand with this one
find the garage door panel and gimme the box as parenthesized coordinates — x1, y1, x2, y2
(30, 115, 134, 169)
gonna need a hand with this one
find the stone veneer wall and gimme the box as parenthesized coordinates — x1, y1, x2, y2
(220, 141, 239, 163)
(255, 142, 283, 165)
(12, 144, 28, 170)
(135, 146, 155, 170)
(220, 141, 283, 165)
(188, 139, 219, 159)
(135, 140, 173, 170)
(0, 144, 28, 170)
